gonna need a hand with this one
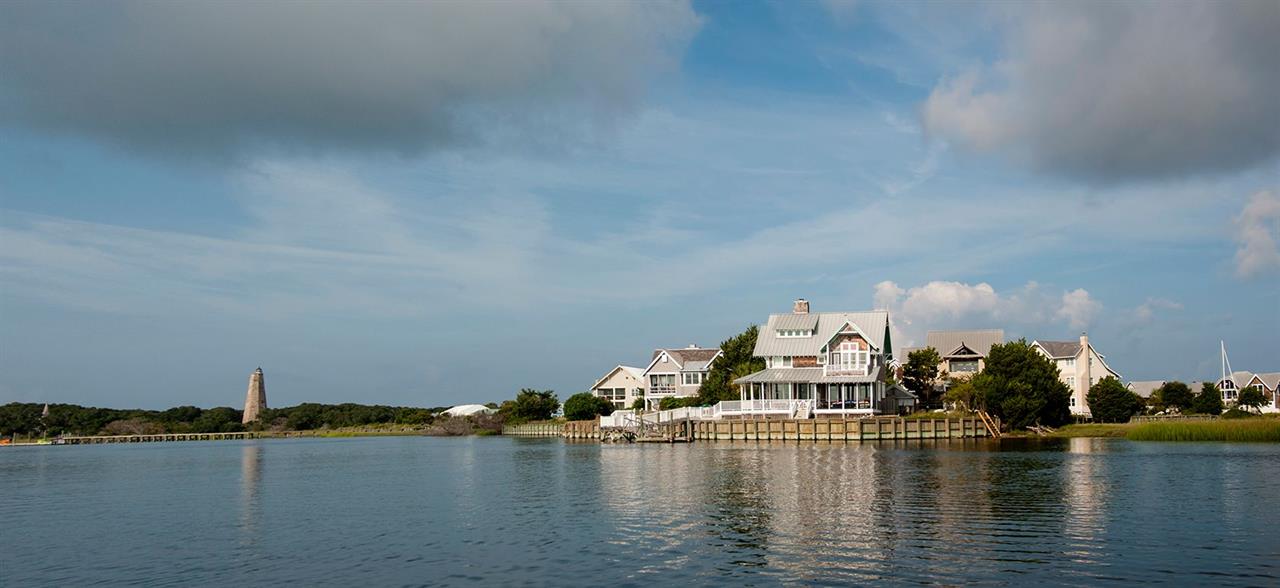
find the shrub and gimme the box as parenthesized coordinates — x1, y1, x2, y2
(1156, 381, 1194, 412)
(563, 392, 615, 421)
(1191, 382, 1225, 415)
(499, 389, 560, 424)
(1237, 387, 1266, 413)
(1086, 377, 1144, 423)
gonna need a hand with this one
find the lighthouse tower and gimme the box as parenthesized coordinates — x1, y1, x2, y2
(243, 367, 267, 424)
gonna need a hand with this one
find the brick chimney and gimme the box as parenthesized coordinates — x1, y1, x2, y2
(793, 298, 809, 314)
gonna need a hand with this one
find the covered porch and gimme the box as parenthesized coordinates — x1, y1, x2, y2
(731, 368, 886, 417)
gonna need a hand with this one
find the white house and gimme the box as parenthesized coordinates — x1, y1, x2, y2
(1218, 371, 1280, 412)
(727, 299, 911, 418)
(590, 365, 647, 410)
(640, 345, 722, 410)
(1032, 333, 1122, 418)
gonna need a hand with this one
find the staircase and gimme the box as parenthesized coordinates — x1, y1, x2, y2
(977, 410, 1001, 439)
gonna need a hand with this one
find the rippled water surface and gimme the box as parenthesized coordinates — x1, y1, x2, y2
(3, 437, 1278, 586)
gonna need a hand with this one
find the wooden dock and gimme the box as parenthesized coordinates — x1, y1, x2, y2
(56, 432, 262, 445)
(502, 422, 565, 437)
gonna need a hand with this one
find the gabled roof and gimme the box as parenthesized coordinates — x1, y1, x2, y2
(591, 365, 646, 390)
(1127, 380, 1165, 398)
(1220, 370, 1256, 387)
(1034, 340, 1082, 358)
(925, 330, 1004, 359)
(1252, 372, 1280, 389)
(754, 310, 890, 357)
(643, 347, 721, 374)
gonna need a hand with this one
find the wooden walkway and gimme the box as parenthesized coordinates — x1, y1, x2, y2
(57, 432, 262, 445)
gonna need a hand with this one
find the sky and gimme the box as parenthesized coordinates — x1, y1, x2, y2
(1, 0, 1277, 410)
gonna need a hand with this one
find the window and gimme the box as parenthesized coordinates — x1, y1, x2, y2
(766, 356, 795, 368)
(828, 341, 868, 373)
(1062, 358, 1075, 367)
(682, 372, 704, 386)
(951, 360, 979, 373)
(1067, 376, 1075, 388)
(1070, 396, 1076, 407)
(778, 329, 812, 338)
(650, 374, 675, 390)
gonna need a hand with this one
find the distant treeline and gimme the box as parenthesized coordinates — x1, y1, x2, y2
(0, 402, 471, 437)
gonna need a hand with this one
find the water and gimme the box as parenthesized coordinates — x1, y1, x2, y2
(2, 437, 1277, 586)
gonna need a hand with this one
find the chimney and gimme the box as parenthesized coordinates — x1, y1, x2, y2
(1079, 331, 1089, 349)
(793, 298, 810, 314)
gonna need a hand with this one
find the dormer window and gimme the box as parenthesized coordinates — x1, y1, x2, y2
(778, 329, 812, 338)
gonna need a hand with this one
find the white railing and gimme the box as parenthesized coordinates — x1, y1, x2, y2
(648, 386, 677, 396)
(600, 411, 641, 428)
(607, 399, 847, 426)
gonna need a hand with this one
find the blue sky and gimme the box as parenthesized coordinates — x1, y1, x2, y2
(1, 1, 1277, 409)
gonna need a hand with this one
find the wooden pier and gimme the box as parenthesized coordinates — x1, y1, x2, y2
(502, 422, 565, 437)
(57, 431, 262, 445)
(557, 415, 998, 443)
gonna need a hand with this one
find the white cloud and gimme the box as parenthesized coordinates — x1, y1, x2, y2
(1056, 288, 1101, 331)
(1134, 297, 1183, 323)
(921, 1, 1280, 182)
(1233, 189, 1280, 278)
(0, 1, 701, 158)
(875, 280, 1104, 346)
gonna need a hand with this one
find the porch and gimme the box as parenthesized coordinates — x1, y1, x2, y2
(733, 376, 886, 417)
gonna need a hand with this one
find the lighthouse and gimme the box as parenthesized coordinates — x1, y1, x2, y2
(243, 367, 267, 424)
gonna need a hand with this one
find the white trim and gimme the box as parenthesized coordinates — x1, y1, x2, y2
(641, 350, 682, 376)
(589, 365, 643, 391)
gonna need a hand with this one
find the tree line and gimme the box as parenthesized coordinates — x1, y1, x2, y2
(0, 401, 459, 437)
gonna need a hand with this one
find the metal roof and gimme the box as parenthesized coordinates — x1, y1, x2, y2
(773, 313, 820, 331)
(925, 330, 1004, 358)
(734, 366, 883, 384)
(753, 310, 890, 357)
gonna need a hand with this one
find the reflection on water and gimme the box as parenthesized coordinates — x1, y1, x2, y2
(239, 443, 263, 545)
(2, 437, 1278, 586)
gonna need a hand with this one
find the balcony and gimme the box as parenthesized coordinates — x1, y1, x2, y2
(648, 385, 677, 396)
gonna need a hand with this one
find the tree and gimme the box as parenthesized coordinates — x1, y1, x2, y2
(629, 398, 645, 411)
(943, 376, 980, 411)
(1191, 382, 1224, 415)
(697, 325, 766, 405)
(1156, 381, 1194, 412)
(1237, 386, 1266, 413)
(500, 389, 560, 423)
(902, 347, 942, 407)
(563, 393, 615, 421)
(1086, 377, 1143, 423)
(971, 339, 1072, 429)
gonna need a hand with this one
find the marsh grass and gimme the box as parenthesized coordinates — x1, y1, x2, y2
(1052, 423, 1134, 438)
(1126, 419, 1280, 442)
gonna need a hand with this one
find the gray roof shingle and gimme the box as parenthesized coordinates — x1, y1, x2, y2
(925, 329, 1004, 358)
(1036, 340, 1082, 358)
